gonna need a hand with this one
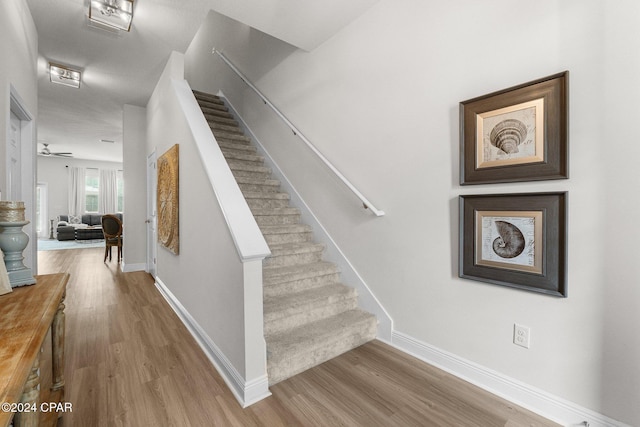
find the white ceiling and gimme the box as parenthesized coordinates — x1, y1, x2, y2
(26, 0, 379, 163)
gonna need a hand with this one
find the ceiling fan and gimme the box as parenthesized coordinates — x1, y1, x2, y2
(38, 143, 73, 158)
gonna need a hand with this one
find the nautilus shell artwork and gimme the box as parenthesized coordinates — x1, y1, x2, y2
(492, 220, 525, 259)
(489, 119, 528, 154)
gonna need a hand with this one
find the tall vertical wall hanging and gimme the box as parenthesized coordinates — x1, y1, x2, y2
(157, 144, 179, 254)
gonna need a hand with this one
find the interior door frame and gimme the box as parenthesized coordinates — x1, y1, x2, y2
(146, 150, 157, 278)
(8, 85, 36, 273)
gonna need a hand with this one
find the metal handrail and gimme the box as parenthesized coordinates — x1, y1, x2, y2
(212, 49, 385, 217)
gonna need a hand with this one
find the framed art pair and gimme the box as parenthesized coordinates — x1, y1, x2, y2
(458, 72, 568, 297)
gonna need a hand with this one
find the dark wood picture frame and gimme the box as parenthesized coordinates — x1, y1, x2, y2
(460, 72, 568, 185)
(459, 192, 567, 297)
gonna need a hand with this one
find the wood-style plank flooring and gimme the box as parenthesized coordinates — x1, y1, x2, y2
(36, 248, 560, 426)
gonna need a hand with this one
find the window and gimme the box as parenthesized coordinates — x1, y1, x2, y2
(36, 183, 48, 238)
(85, 168, 99, 213)
(117, 170, 124, 213)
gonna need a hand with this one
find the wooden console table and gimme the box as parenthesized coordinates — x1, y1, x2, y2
(0, 273, 69, 427)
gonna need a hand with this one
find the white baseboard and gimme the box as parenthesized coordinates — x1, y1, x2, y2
(387, 331, 629, 427)
(154, 277, 271, 407)
(120, 262, 146, 273)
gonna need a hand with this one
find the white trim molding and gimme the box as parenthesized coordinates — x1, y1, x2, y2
(154, 277, 271, 407)
(388, 331, 630, 427)
(120, 262, 146, 273)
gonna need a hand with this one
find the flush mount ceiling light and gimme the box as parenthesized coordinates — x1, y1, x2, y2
(49, 63, 81, 88)
(89, 0, 133, 32)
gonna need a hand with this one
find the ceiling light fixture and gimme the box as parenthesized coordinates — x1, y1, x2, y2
(89, 0, 133, 32)
(49, 63, 81, 88)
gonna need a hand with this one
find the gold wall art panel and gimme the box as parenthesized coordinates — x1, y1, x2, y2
(157, 144, 179, 254)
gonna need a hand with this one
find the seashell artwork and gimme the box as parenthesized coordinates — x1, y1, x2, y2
(489, 119, 528, 154)
(492, 220, 525, 259)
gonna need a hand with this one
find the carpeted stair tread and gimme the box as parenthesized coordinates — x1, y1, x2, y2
(201, 107, 234, 120)
(193, 90, 224, 103)
(268, 242, 325, 256)
(244, 192, 291, 209)
(236, 176, 280, 192)
(221, 150, 264, 164)
(210, 122, 244, 135)
(264, 242, 325, 268)
(265, 309, 377, 384)
(212, 132, 251, 144)
(264, 261, 337, 282)
(260, 223, 312, 236)
(206, 115, 238, 127)
(243, 191, 290, 201)
(263, 285, 358, 335)
(253, 209, 301, 226)
(219, 140, 257, 153)
(197, 100, 228, 112)
(264, 283, 356, 319)
(227, 162, 271, 175)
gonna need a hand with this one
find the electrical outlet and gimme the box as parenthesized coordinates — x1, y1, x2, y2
(513, 324, 530, 349)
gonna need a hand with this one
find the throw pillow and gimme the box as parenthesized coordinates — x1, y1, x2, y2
(69, 215, 81, 224)
(57, 221, 68, 226)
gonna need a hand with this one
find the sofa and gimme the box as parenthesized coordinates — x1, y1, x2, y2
(56, 213, 123, 241)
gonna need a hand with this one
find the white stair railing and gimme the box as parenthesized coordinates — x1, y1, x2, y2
(211, 49, 385, 217)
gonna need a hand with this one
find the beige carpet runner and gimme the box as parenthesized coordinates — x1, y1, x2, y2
(193, 90, 377, 385)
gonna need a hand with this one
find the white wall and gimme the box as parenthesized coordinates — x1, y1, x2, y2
(146, 52, 248, 380)
(0, 0, 38, 270)
(0, 0, 37, 194)
(122, 104, 147, 271)
(185, 1, 640, 425)
(37, 156, 123, 221)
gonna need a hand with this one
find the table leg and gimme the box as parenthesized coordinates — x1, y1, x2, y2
(13, 353, 40, 427)
(51, 291, 66, 391)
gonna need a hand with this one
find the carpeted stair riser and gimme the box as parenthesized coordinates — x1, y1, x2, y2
(238, 183, 280, 193)
(227, 161, 271, 174)
(212, 132, 252, 144)
(266, 309, 377, 384)
(264, 243, 325, 268)
(252, 208, 301, 226)
(194, 91, 377, 386)
(201, 106, 233, 118)
(198, 100, 227, 112)
(263, 262, 340, 296)
(194, 90, 225, 103)
(221, 150, 264, 164)
(262, 230, 312, 246)
(264, 285, 358, 335)
(260, 224, 313, 245)
(206, 115, 238, 126)
(263, 272, 341, 299)
(210, 122, 245, 135)
(244, 193, 291, 210)
(218, 141, 258, 154)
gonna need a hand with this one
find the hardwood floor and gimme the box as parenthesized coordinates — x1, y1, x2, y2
(36, 248, 559, 426)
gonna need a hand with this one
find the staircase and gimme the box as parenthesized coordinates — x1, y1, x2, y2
(193, 90, 377, 385)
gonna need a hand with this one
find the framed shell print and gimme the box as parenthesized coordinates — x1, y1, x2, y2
(460, 72, 568, 184)
(157, 144, 179, 254)
(459, 192, 567, 297)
